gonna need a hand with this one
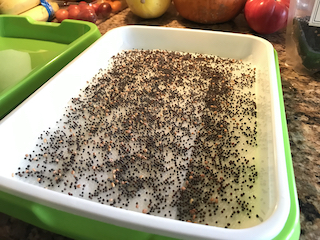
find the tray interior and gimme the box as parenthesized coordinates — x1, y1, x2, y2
(0, 26, 290, 240)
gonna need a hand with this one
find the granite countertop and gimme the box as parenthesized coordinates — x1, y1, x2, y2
(1, 4, 320, 240)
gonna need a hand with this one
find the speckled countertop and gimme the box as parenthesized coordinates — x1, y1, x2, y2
(1, 4, 320, 240)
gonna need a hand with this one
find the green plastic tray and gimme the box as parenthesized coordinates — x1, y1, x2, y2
(0, 45, 300, 239)
(0, 15, 101, 119)
(272, 50, 300, 240)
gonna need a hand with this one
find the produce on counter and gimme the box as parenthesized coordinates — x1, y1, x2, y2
(55, 8, 69, 22)
(244, 0, 289, 34)
(109, 0, 122, 12)
(97, 2, 112, 18)
(173, 0, 247, 24)
(126, 0, 171, 19)
(282, 0, 290, 8)
(67, 4, 80, 19)
(19, 1, 59, 21)
(54, 0, 122, 23)
(91, 2, 100, 12)
(77, 7, 97, 22)
(0, 0, 40, 14)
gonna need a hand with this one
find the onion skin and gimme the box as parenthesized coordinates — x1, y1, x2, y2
(173, 0, 247, 24)
(126, 0, 171, 19)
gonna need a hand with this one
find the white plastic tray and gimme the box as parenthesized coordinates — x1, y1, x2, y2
(0, 26, 290, 240)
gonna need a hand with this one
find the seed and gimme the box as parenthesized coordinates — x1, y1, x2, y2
(15, 49, 258, 229)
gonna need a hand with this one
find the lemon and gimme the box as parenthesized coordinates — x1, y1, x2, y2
(126, 0, 171, 19)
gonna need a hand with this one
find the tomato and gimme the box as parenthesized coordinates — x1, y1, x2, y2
(79, 2, 95, 12)
(91, 3, 101, 13)
(109, 1, 122, 13)
(67, 5, 80, 11)
(68, 7, 80, 19)
(77, 8, 98, 23)
(79, 1, 88, 6)
(97, 2, 112, 18)
(55, 9, 69, 22)
(282, 0, 290, 8)
(244, 0, 289, 34)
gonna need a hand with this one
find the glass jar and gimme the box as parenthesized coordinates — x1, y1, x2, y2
(286, 0, 320, 73)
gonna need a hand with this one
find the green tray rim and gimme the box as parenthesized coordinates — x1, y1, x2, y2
(272, 49, 300, 240)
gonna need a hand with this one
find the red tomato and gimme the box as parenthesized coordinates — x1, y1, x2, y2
(79, 1, 88, 6)
(244, 0, 289, 34)
(68, 7, 80, 19)
(282, 0, 290, 8)
(67, 5, 80, 12)
(97, 2, 112, 18)
(91, 3, 100, 13)
(79, 2, 95, 12)
(55, 9, 69, 22)
(77, 8, 98, 23)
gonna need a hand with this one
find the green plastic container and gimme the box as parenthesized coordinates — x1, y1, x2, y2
(0, 15, 101, 119)
(0, 49, 300, 240)
(0, 53, 300, 240)
(0, 27, 300, 240)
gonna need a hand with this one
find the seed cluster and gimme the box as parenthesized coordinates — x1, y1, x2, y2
(16, 49, 261, 229)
